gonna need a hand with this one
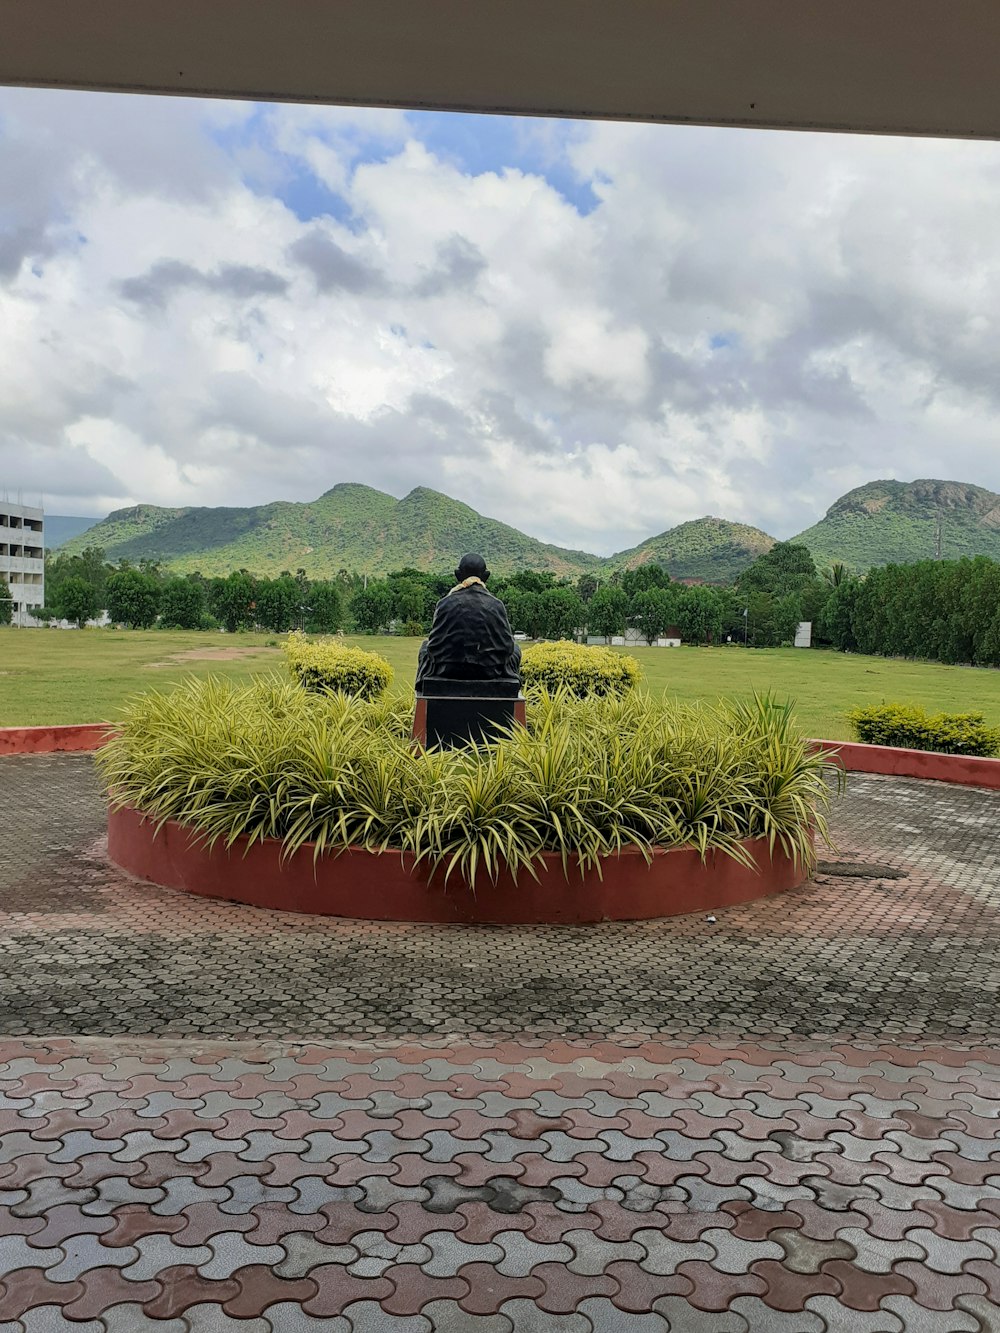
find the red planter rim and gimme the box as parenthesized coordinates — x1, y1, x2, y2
(107, 802, 810, 925)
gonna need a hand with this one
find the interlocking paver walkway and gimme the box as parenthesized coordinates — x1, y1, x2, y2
(1, 752, 999, 1329)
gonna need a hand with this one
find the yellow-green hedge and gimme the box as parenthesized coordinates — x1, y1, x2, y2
(521, 640, 640, 698)
(284, 631, 393, 700)
(848, 703, 1000, 757)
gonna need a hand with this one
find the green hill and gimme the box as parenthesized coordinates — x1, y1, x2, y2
(58, 484, 604, 579)
(793, 478, 1000, 571)
(609, 517, 776, 583)
(53, 475, 1000, 582)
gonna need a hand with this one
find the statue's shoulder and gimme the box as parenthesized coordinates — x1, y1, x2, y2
(448, 582, 495, 600)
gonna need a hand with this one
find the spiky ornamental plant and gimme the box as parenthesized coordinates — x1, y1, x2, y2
(99, 676, 838, 887)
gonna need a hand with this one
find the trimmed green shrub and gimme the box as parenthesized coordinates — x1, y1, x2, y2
(521, 641, 641, 698)
(284, 630, 393, 700)
(99, 679, 836, 886)
(848, 703, 1000, 757)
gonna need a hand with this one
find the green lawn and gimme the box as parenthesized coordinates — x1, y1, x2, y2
(1, 629, 999, 738)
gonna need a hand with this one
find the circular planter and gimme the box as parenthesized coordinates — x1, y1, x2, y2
(108, 803, 809, 924)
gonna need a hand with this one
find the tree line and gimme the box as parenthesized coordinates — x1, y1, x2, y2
(819, 556, 1000, 666)
(27, 541, 1000, 667)
(39, 551, 352, 633)
(32, 541, 831, 647)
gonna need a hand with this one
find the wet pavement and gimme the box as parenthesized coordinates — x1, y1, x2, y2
(1, 753, 998, 1330)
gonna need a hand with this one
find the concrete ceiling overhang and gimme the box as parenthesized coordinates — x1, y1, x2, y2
(3, 0, 1000, 139)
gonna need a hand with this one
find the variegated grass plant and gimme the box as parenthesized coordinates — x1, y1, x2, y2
(99, 676, 840, 887)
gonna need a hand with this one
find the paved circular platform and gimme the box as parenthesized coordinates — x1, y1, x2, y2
(1, 753, 999, 1330)
(1, 754, 998, 1044)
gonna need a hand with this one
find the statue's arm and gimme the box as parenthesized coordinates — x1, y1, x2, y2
(416, 597, 453, 688)
(498, 599, 522, 680)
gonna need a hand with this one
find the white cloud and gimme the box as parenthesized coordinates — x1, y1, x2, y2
(2, 88, 1000, 549)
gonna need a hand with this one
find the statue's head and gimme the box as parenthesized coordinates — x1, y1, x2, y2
(455, 552, 489, 584)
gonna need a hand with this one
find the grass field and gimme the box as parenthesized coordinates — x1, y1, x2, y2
(2, 629, 1000, 738)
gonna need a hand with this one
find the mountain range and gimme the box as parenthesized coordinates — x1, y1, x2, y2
(53, 477, 1000, 583)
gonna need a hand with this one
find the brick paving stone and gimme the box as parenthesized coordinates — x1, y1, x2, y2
(803, 1295, 905, 1332)
(519, 1265, 614, 1314)
(821, 1258, 918, 1310)
(570, 1297, 655, 1331)
(746, 1258, 841, 1311)
(722, 1202, 805, 1240)
(600, 1261, 691, 1311)
(382, 1268, 472, 1316)
(99, 1305, 187, 1333)
(0, 1270, 84, 1321)
(962, 1260, 1000, 1303)
(955, 1295, 1000, 1333)
(141, 1268, 237, 1318)
(497, 1301, 590, 1332)
(728, 1295, 826, 1331)
(3, 756, 1000, 1327)
(835, 1228, 924, 1273)
(879, 1295, 980, 1331)
(893, 1262, 989, 1312)
(301, 1268, 395, 1318)
(4, 757, 1000, 1047)
(343, 1305, 435, 1332)
(456, 1263, 544, 1317)
(18, 1310, 103, 1333)
(59, 1270, 163, 1322)
(671, 1260, 767, 1310)
(650, 1295, 746, 1330)
(223, 1265, 319, 1318)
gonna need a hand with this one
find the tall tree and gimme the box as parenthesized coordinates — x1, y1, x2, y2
(817, 577, 860, 651)
(306, 581, 344, 633)
(55, 576, 100, 628)
(587, 587, 629, 639)
(106, 569, 160, 629)
(737, 542, 819, 599)
(630, 588, 675, 645)
(674, 586, 726, 645)
(618, 565, 672, 600)
(45, 546, 110, 611)
(159, 577, 206, 630)
(576, 573, 600, 603)
(350, 581, 394, 634)
(210, 571, 258, 633)
(255, 574, 301, 633)
(537, 587, 585, 640)
(821, 561, 850, 588)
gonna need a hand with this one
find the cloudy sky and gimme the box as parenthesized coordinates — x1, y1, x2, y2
(2, 87, 1000, 554)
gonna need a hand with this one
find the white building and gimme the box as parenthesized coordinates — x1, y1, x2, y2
(0, 502, 45, 627)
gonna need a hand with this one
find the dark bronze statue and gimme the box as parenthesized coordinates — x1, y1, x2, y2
(415, 553, 521, 691)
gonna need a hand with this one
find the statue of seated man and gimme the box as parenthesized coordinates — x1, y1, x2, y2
(416, 553, 521, 691)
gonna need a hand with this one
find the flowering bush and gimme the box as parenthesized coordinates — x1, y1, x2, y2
(284, 630, 393, 700)
(521, 640, 641, 698)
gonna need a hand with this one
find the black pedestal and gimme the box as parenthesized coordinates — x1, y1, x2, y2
(413, 679, 526, 748)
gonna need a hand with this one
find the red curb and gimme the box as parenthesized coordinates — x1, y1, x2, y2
(812, 738, 1000, 789)
(0, 724, 111, 755)
(107, 803, 809, 925)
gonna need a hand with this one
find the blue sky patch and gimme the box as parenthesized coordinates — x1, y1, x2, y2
(409, 111, 599, 216)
